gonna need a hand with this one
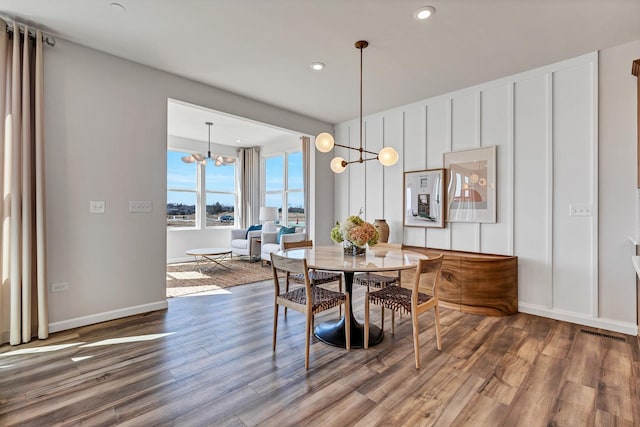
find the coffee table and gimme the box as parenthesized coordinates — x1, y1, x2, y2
(185, 248, 232, 272)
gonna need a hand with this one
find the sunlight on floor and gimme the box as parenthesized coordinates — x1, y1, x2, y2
(0, 342, 85, 357)
(80, 332, 175, 348)
(167, 285, 232, 298)
(167, 271, 209, 280)
(71, 356, 94, 362)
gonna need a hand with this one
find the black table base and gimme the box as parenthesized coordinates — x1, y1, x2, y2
(314, 314, 383, 349)
(313, 271, 384, 349)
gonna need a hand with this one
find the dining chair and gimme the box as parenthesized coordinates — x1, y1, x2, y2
(270, 253, 350, 370)
(364, 254, 444, 369)
(354, 242, 402, 329)
(282, 239, 344, 317)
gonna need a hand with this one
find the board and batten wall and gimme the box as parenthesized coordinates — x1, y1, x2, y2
(333, 49, 637, 335)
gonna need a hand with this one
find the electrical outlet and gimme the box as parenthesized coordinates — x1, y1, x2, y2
(129, 200, 153, 213)
(51, 282, 69, 293)
(89, 201, 105, 214)
(569, 204, 593, 217)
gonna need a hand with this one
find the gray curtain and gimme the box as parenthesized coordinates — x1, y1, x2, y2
(0, 21, 48, 345)
(237, 147, 260, 228)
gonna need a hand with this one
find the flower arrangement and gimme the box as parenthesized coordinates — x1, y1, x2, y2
(331, 211, 379, 255)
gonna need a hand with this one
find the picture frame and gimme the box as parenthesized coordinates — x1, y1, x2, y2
(403, 168, 446, 228)
(443, 146, 497, 223)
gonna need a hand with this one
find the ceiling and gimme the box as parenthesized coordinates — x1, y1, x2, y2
(2, 0, 640, 127)
(167, 99, 299, 148)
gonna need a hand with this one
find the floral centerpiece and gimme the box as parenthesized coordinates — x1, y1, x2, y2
(331, 211, 379, 256)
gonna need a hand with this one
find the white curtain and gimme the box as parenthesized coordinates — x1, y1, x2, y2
(0, 21, 48, 345)
(301, 136, 311, 234)
(237, 147, 260, 228)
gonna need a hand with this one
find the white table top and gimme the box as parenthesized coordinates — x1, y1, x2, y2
(276, 245, 427, 273)
(185, 248, 232, 256)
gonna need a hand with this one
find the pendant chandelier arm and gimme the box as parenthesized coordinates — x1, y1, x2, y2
(332, 142, 378, 156)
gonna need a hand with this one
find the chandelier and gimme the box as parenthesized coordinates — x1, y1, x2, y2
(181, 122, 236, 166)
(315, 41, 399, 173)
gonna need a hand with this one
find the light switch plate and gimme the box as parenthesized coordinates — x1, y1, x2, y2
(89, 201, 105, 214)
(569, 204, 593, 217)
(129, 200, 152, 213)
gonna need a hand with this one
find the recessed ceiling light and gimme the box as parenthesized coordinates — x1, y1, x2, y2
(414, 6, 435, 20)
(235, 139, 241, 143)
(310, 62, 325, 71)
(110, 2, 126, 13)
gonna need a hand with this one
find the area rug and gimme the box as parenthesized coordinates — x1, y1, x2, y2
(166, 259, 273, 297)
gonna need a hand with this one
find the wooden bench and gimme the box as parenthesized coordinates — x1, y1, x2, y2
(402, 246, 518, 316)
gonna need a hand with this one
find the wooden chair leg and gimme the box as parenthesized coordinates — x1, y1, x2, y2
(434, 304, 442, 351)
(381, 306, 385, 331)
(345, 294, 351, 351)
(364, 293, 370, 349)
(391, 309, 395, 335)
(284, 278, 289, 317)
(338, 276, 343, 317)
(273, 302, 279, 351)
(412, 311, 420, 369)
(305, 310, 312, 370)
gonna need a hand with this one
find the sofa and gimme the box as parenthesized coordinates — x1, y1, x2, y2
(260, 227, 306, 266)
(230, 227, 262, 261)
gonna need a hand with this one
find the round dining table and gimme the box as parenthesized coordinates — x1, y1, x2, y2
(276, 245, 428, 349)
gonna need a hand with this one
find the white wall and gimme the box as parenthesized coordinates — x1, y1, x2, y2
(333, 42, 640, 335)
(45, 40, 333, 331)
(599, 39, 640, 324)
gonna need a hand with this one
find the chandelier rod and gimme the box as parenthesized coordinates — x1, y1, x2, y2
(206, 121, 213, 159)
(357, 40, 368, 163)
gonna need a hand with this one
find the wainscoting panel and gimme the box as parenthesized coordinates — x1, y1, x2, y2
(402, 105, 428, 247)
(551, 61, 598, 316)
(365, 116, 384, 222)
(333, 125, 350, 224)
(348, 120, 366, 217)
(451, 93, 478, 150)
(425, 101, 450, 250)
(480, 84, 513, 255)
(382, 110, 405, 244)
(514, 74, 552, 308)
(450, 93, 481, 252)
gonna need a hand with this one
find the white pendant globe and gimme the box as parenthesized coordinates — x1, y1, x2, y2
(378, 146, 399, 166)
(330, 157, 347, 173)
(315, 133, 335, 153)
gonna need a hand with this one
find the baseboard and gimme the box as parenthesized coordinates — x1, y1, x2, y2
(48, 300, 168, 334)
(518, 303, 638, 336)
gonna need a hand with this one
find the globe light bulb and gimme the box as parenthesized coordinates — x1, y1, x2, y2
(315, 133, 335, 153)
(378, 146, 399, 166)
(330, 157, 347, 173)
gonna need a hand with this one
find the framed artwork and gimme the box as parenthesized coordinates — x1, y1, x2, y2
(444, 146, 497, 223)
(403, 168, 445, 228)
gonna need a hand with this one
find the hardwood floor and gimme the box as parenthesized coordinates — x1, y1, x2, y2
(1, 280, 638, 426)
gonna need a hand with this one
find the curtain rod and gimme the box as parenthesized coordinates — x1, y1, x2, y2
(1, 16, 56, 47)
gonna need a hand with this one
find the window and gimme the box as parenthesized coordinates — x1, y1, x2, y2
(167, 150, 237, 229)
(167, 151, 197, 228)
(263, 150, 305, 228)
(205, 161, 236, 226)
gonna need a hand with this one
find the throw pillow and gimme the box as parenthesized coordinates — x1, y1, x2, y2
(276, 226, 296, 244)
(245, 224, 262, 238)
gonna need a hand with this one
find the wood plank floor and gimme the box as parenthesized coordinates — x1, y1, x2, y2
(1, 280, 639, 426)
